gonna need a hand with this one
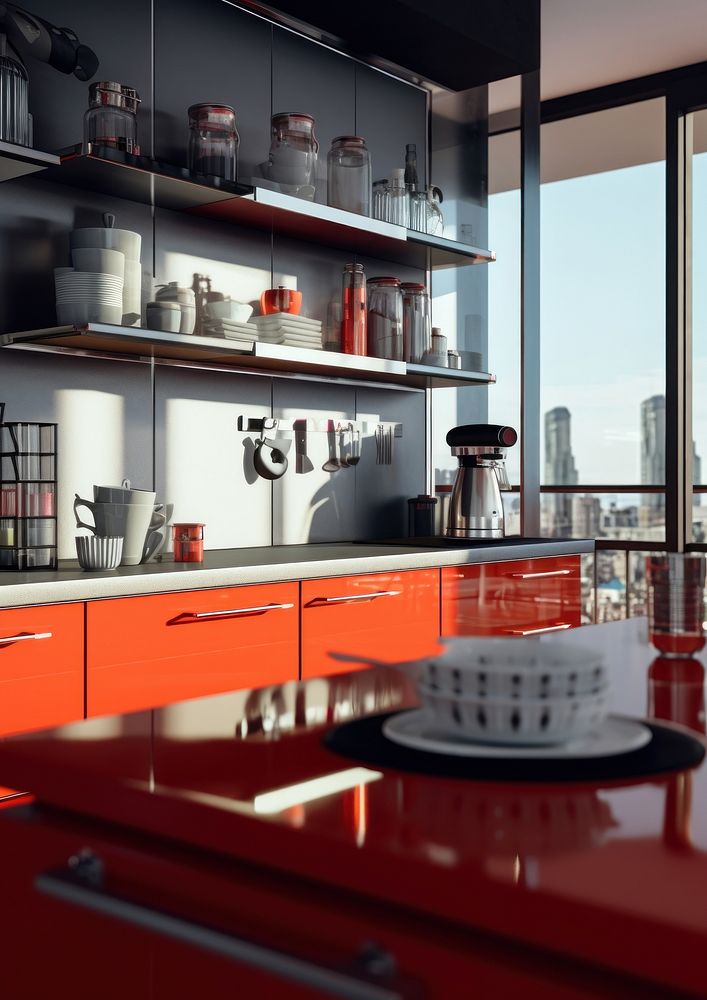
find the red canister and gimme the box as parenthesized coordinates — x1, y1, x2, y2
(172, 523, 205, 563)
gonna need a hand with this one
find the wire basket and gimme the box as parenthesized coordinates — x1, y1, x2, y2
(0, 402, 58, 570)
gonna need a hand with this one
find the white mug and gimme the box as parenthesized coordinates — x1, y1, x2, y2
(93, 478, 156, 506)
(74, 495, 166, 566)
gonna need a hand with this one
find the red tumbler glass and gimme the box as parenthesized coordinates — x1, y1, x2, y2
(172, 523, 205, 563)
(647, 554, 706, 656)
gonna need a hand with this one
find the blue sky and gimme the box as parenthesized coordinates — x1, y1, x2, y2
(488, 155, 681, 486)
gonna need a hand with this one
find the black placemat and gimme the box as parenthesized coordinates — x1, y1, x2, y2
(324, 712, 706, 783)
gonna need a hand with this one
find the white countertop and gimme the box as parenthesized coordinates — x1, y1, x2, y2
(0, 538, 594, 607)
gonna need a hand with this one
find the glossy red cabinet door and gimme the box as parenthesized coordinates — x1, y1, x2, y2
(0, 804, 667, 1000)
(442, 556, 582, 636)
(87, 582, 299, 716)
(301, 570, 441, 678)
(0, 602, 84, 737)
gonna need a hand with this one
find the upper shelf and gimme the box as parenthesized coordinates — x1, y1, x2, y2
(0, 140, 60, 182)
(1, 324, 496, 391)
(41, 148, 496, 271)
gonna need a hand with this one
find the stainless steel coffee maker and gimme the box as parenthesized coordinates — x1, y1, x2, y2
(446, 424, 517, 538)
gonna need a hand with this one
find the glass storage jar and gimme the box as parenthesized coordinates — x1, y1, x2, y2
(341, 262, 367, 355)
(367, 276, 403, 361)
(188, 104, 239, 181)
(84, 81, 141, 154)
(262, 112, 318, 196)
(386, 168, 409, 227)
(401, 282, 432, 363)
(0, 35, 29, 146)
(327, 135, 371, 216)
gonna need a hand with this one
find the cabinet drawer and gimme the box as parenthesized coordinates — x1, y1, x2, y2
(442, 556, 582, 636)
(301, 570, 440, 678)
(0, 603, 84, 736)
(87, 582, 299, 717)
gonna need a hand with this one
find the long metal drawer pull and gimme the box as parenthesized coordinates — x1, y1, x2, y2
(508, 569, 572, 580)
(36, 865, 402, 1000)
(188, 603, 294, 619)
(0, 631, 52, 644)
(321, 591, 401, 604)
(507, 623, 572, 636)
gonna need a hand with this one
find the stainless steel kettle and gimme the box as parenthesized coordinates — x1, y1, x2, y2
(446, 424, 517, 538)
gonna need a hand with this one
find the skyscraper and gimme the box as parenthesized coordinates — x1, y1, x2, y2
(545, 407, 578, 536)
(640, 395, 665, 528)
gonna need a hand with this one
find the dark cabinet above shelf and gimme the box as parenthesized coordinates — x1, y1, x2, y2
(1, 324, 496, 391)
(40, 149, 495, 271)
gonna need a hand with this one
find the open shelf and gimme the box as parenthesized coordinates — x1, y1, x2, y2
(43, 149, 495, 271)
(1, 324, 496, 391)
(0, 140, 60, 182)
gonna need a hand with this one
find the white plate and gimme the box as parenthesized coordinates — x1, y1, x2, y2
(253, 314, 321, 330)
(259, 332, 321, 344)
(382, 709, 652, 759)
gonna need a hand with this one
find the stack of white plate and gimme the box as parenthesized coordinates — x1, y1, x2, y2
(54, 268, 124, 325)
(250, 313, 323, 350)
(202, 318, 261, 341)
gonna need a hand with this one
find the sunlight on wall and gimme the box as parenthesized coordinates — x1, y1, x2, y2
(160, 251, 295, 310)
(55, 389, 125, 559)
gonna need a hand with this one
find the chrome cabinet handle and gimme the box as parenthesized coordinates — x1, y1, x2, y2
(0, 631, 52, 644)
(320, 591, 401, 605)
(507, 569, 572, 580)
(505, 623, 572, 636)
(188, 603, 294, 620)
(37, 860, 402, 1000)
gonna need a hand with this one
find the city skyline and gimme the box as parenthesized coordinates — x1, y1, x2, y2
(540, 392, 702, 540)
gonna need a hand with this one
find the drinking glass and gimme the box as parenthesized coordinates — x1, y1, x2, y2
(646, 554, 706, 656)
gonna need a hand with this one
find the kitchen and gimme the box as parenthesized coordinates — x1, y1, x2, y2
(0, 0, 706, 996)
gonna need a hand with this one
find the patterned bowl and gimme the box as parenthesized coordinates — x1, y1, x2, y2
(418, 685, 608, 746)
(421, 636, 607, 701)
(76, 535, 123, 571)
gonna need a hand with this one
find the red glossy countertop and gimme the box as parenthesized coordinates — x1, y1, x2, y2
(0, 618, 705, 995)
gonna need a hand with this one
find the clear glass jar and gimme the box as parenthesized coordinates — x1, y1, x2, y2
(372, 180, 389, 222)
(0, 37, 29, 146)
(401, 282, 431, 363)
(84, 81, 140, 155)
(342, 263, 367, 355)
(367, 276, 403, 360)
(327, 136, 371, 216)
(263, 112, 318, 194)
(188, 104, 238, 181)
(386, 168, 409, 228)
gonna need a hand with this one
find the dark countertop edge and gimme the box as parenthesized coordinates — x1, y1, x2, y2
(0, 539, 594, 607)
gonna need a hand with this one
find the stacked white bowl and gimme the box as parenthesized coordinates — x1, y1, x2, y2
(55, 248, 125, 325)
(417, 636, 609, 746)
(68, 214, 142, 326)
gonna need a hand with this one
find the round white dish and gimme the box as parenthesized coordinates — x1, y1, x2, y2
(206, 300, 253, 323)
(382, 709, 652, 759)
(57, 302, 123, 325)
(76, 534, 124, 571)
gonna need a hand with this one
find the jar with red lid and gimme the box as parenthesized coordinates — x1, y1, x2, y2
(367, 276, 403, 360)
(262, 112, 319, 194)
(172, 523, 205, 563)
(188, 104, 239, 181)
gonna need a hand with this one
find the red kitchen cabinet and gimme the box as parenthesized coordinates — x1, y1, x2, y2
(0, 602, 84, 737)
(442, 555, 582, 636)
(301, 569, 441, 678)
(86, 582, 299, 716)
(0, 801, 675, 1000)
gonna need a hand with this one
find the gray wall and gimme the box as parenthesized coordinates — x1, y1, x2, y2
(0, 0, 436, 557)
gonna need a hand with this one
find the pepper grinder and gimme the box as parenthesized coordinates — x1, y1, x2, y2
(191, 273, 212, 337)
